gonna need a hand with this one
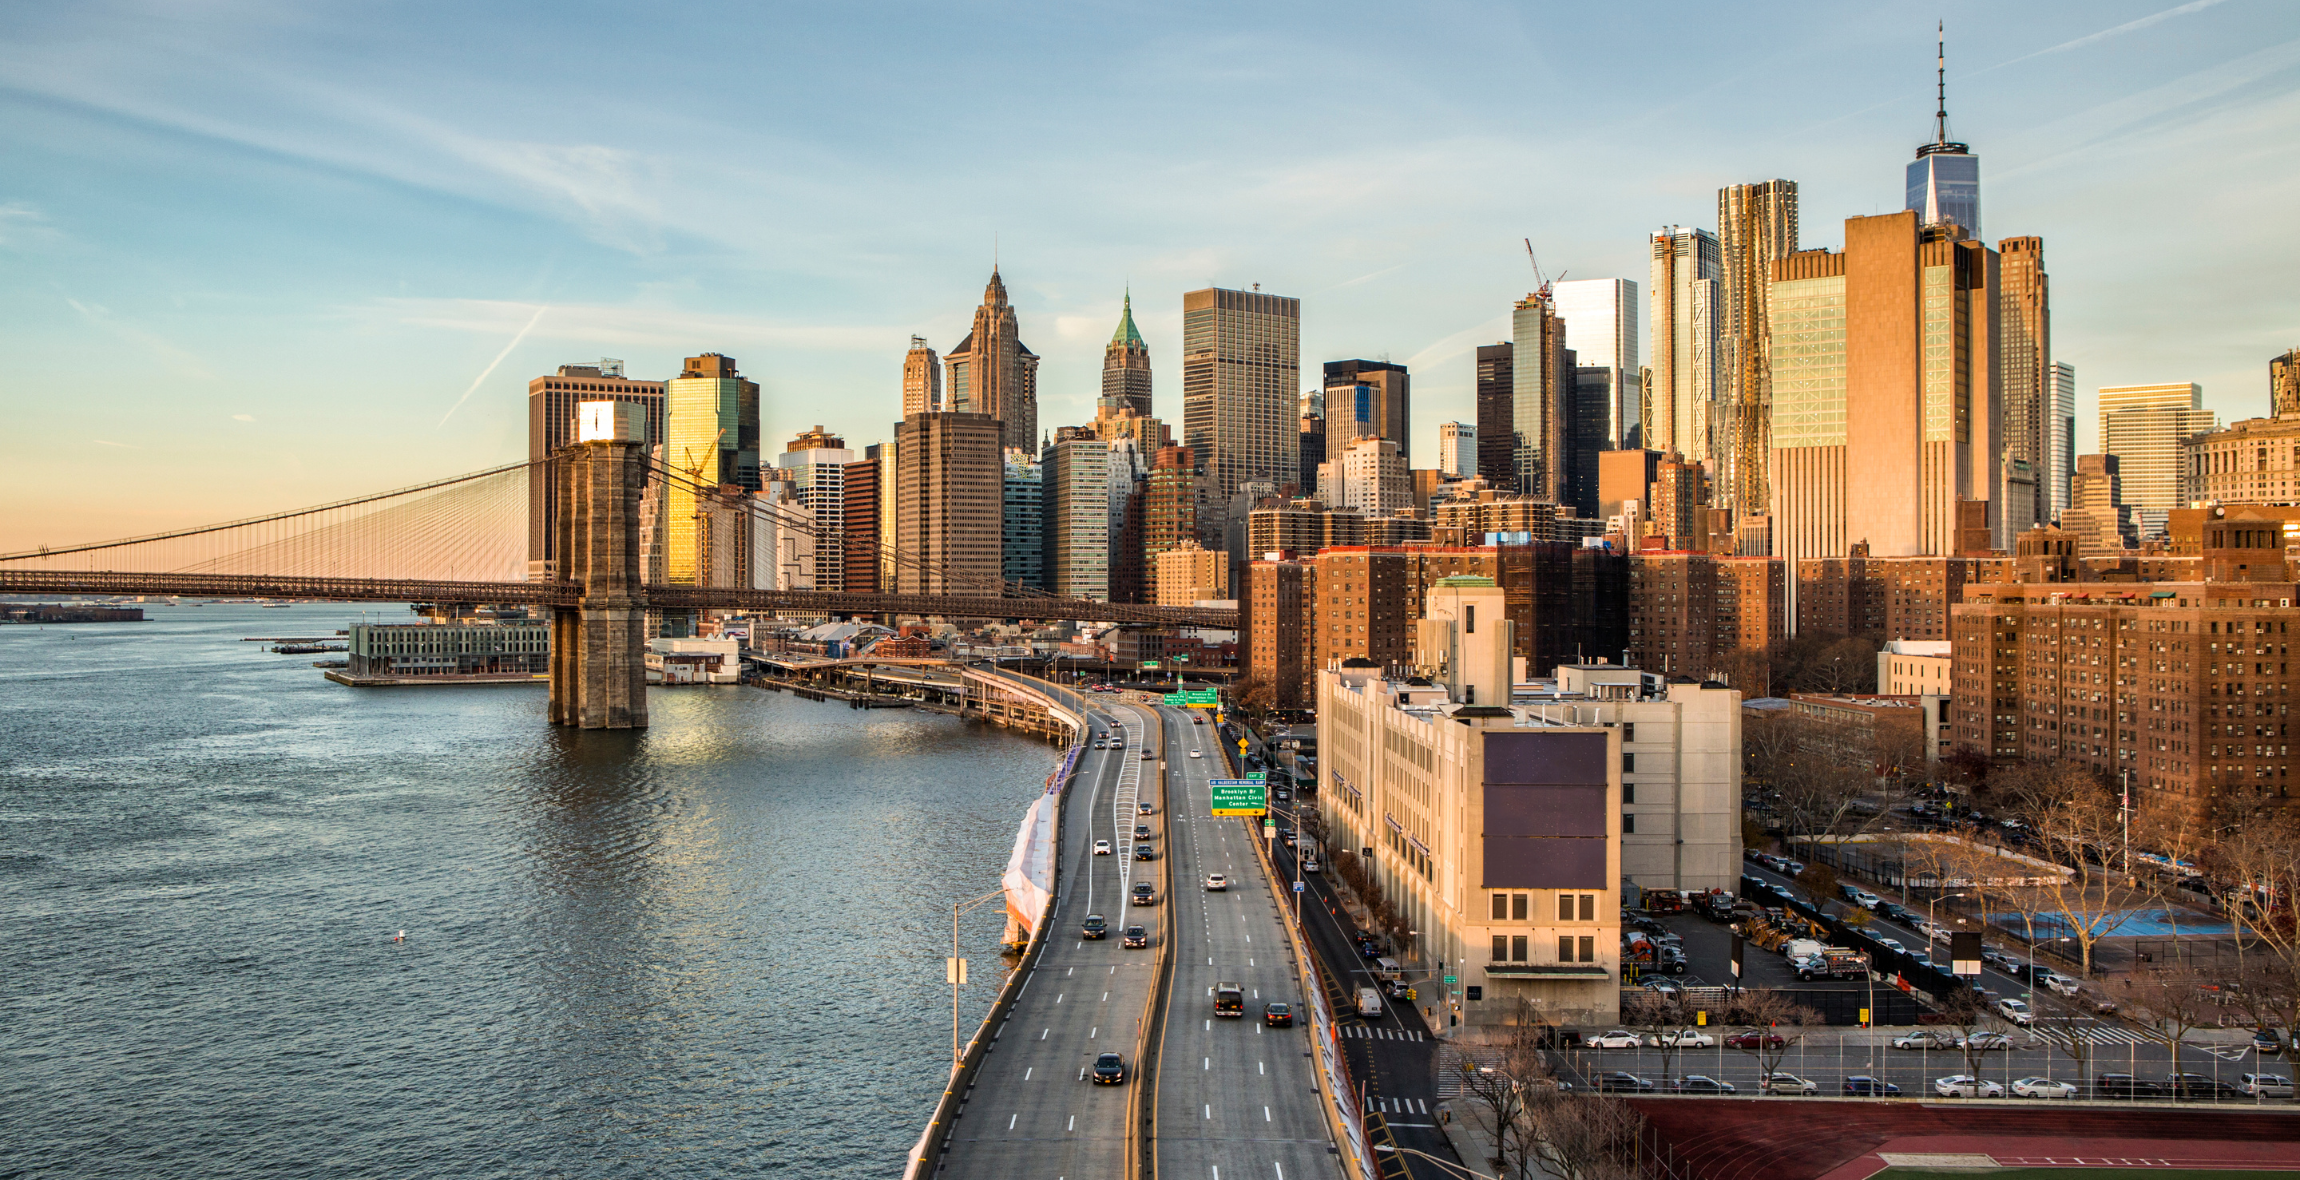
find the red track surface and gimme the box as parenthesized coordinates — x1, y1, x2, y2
(1624, 1099, 2300, 1180)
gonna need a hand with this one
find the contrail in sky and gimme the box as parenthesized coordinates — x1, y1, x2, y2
(1980, 0, 2233, 73)
(438, 304, 548, 428)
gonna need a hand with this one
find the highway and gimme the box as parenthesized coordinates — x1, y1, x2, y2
(939, 706, 1160, 1180)
(1152, 704, 1340, 1180)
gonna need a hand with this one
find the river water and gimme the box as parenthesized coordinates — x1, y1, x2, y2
(0, 604, 1056, 1178)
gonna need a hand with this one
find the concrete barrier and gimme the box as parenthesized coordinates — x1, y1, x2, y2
(1126, 701, 1171, 1180)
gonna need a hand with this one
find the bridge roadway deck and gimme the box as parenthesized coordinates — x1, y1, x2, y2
(1154, 705, 1339, 1180)
(938, 704, 1159, 1180)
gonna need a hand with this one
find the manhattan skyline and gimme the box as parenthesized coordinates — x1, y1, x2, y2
(1, 0, 2295, 551)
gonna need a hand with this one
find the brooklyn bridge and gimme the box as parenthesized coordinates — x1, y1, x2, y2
(1, 438, 1237, 728)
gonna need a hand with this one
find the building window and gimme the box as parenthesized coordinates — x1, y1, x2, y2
(1492, 935, 1508, 962)
(1622, 722, 1635, 742)
(1556, 936, 1573, 962)
(1511, 893, 1527, 921)
(1556, 893, 1573, 921)
(1623, 783, 1635, 804)
(1491, 894, 1507, 921)
(1511, 935, 1528, 962)
(1578, 935, 1595, 963)
(1622, 812, 1636, 834)
(1580, 893, 1596, 922)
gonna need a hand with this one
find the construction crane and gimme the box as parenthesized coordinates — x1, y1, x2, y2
(1523, 238, 1563, 300)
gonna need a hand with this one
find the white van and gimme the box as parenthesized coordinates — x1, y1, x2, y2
(1372, 957, 1403, 982)
(1783, 938, 1826, 961)
(1357, 987, 1383, 1017)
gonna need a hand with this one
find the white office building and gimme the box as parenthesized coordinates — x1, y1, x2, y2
(1552, 277, 1643, 450)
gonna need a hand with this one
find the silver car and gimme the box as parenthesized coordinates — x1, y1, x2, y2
(1934, 1074, 2005, 1098)
(2011, 1076, 2078, 1099)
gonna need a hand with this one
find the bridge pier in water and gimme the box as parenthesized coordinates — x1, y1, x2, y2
(549, 439, 649, 729)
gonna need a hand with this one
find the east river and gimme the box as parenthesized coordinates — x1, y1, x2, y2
(0, 604, 1058, 1178)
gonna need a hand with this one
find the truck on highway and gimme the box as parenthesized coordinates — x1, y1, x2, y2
(1215, 982, 1244, 1017)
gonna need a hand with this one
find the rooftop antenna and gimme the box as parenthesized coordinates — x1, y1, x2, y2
(1933, 21, 1950, 144)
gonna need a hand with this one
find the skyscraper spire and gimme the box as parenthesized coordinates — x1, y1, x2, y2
(1933, 21, 1950, 146)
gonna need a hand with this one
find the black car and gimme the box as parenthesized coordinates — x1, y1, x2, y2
(1082, 914, 1108, 939)
(2166, 1073, 2242, 1099)
(2095, 1074, 2165, 1099)
(1092, 1052, 1126, 1084)
(1122, 924, 1149, 948)
(1842, 1076, 1902, 1097)
(1131, 882, 1156, 906)
(1134, 845, 1156, 861)
(1134, 825, 1152, 839)
(1670, 1075, 1736, 1095)
(1877, 903, 1914, 923)
(1595, 1072, 1654, 1093)
(1264, 1002, 1294, 1027)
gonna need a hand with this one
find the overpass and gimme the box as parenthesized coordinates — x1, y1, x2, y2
(0, 444, 1236, 728)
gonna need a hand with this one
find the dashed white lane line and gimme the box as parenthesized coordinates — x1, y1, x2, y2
(1024, 1067, 1033, 1080)
(1009, 1113, 1017, 1129)
(1040, 1028, 1049, 1040)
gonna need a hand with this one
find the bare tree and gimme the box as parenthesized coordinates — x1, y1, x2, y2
(1930, 987, 2012, 1080)
(2207, 800, 2300, 1044)
(1523, 1090, 1647, 1180)
(1997, 761, 2132, 978)
(1619, 988, 1705, 1087)
(1454, 996, 1551, 1180)
(1794, 862, 1839, 912)
(1725, 990, 1820, 1081)
(2126, 962, 2217, 1082)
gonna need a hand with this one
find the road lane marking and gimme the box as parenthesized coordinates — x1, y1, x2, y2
(1204, 1104, 1211, 1120)
(1041, 1028, 1049, 1040)
(1078, 1068, 1085, 1080)
(1204, 1056, 1210, 1070)
(1025, 1068, 1033, 1080)
(1103, 992, 1109, 1001)
(1057, 994, 1064, 1003)
(1264, 1105, 1271, 1121)
(1068, 1114, 1075, 1130)
(1009, 1113, 1017, 1129)
(1206, 1019, 1211, 1030)
(1090, 1027, 1098, 1038)
(1067, 967, 1074, 976)
(1259, 1061, 1265, 1073)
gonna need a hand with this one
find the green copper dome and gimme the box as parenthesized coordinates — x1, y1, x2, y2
(1110, 290, 1144, 348)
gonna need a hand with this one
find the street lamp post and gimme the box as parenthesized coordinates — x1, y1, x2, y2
(1926, 892, 1967, 957)
(949, 886, 1007, 1070)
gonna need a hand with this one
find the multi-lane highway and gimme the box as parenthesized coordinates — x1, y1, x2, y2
(939, 706, 1159, 1180)
(1150, 704, 1337, 1179)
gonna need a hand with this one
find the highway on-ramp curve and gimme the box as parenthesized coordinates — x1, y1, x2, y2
(1152, 704, 1340, 1179)
(938, 705, 1159, 1180)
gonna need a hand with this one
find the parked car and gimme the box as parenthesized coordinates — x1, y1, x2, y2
(1996, 999, 2035, 1027)
(1264, 1002, 1294, 1028)
(2012, 1076, 2079, 1099)
(1093, 840, 1113, 856)
(2041, 972, 2081, 997)
(1130, 882, 1155, 905)
(2094, 1074, 2165, 1099)
(1962, 1032, 2018, 1051)
(1670, 1075, 1736, 1094)
(2166, 1073, 2244, 1099)
(1653, 1030, 1715, 1049)
(1727, 1031, 1788, 1050)
(1981, 949, 2019, 972)
(1872, 937, 1907, 955)
(1877, 903, 1914, 923)
(1595, 1072, 1654, 1093)
(1892, 1030, 1958, 1051)
(1586, 1030, 1645, 1050)
(1758, 1072, 1819, 1095)
(1122, 924, 1148, 948)
(1934, 1075, 2006, 1098)
(2240, 1073, 2294, 1099)
(1641, 979, 1683, 999)
(1082, 914, 1108, 939)
(1091, 1052, 1127, 1085)
(2252, 1029, 2284, 1053)
(1842, 1076, 1902, 1097)
(1204, 873, 1228, 891)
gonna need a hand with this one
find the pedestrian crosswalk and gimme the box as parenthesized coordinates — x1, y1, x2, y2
(1363, 1095, 1431, 1116)
(1342, 1026, 1427, 1042)
(2032, 1022, 2157, 1048)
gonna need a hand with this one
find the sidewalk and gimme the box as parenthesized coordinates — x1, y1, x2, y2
(1435, 1099, 1566, 1180)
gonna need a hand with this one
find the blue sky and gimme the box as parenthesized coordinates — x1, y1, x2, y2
(2, 0, 2296, 550)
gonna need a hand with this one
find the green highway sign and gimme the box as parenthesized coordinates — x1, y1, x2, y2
(1209, 779, 1267, 816)
(1141, 660, 1161, 669)
(1443, 975, 1457, 985)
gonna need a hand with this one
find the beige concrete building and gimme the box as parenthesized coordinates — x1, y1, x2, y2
(893, 411, 1003, 595)
(2182, 414, 2300, 507)
(1319, 578, 1624, 1028)
(1647, 226, 1720, 466)
(1154, 540, 1228, 606)
(901, 335, 942, 416)
(1997, 237, 2052, 539)
(944, 269, 1040, 453)
(1331, 435, 1410, 514)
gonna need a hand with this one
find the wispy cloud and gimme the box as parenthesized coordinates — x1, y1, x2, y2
(64, 297, 211, 379)
(437, 304, 548, 428)
(1982, 0, 2235, 73)
(365, 297, 902, 353)
(91, 438, 138, 449)
(232, 413, 254, 421)
(0, 202, 61, 248)
(1993, 37, 2300, 181)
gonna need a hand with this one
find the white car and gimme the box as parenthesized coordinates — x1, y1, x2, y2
(2242, 1073, 2294, 1098)
(2041, 973, 2081, 997)
(1094, 840, 1113, 856)
(1961, 1031, 2017, 1051)
(1189, 750, 1204, 759)
(1758, 1072, 1819, 1095)
(1204, 873, 1229, 892)
(2012, 1076, 2078, 1099)
(1995, 998, 2034, 1027)
(1892, 1030, 1958, 1051)
(1586, 1030, 1645, 1050)
(1874, 937, 1906, 954)
(1653, 1030, 1715, 1048)
(1934, 1075, 2005, 1098)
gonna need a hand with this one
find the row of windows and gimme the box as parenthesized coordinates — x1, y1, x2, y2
(1491, 892, 1597, 923)
(1493, 934, 1597, 963)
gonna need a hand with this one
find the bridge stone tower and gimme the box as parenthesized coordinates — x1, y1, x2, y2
(550, 435, 650, 729)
